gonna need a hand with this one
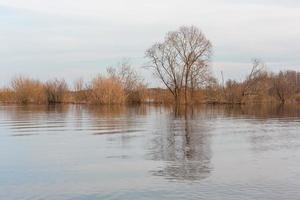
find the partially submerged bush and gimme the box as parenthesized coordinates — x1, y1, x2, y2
(0, 88, 14, 103)
(107, 61, 147, 104)
(126, 84, 147, 104)
(73, 78, 89, 103)
(10, 76, 45, 104)
(89, 76, 125, 105)
(224, 80, 243, 104)
(44, 79, 68, 104)
(147, 88, 174, 104)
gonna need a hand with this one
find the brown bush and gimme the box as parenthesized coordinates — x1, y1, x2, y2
(10, 76, 46, 104)
(147, 88, 174, 104)
(126, 84, 148, 104)
(291, 93, 300, 103)
(224, 80, 243, 104)
(44, 79, 68, 104)
(73, 78, 89, 103)
(89, 76, 125, 105)
(107, 62, 147, 104)
(0, 88, 15, 103)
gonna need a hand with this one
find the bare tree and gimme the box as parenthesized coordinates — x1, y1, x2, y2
(169, 26, 212, 104)
(270, 71, 298, 104)
(146, 26, 212, 105)
(146, 41, 184, 106)
(107, 61, 143, 92)
(242, 59, 267, 97)
(189, 61, 213, 102)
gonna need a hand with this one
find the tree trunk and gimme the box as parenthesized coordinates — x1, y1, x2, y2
(185, 74, 189, 105)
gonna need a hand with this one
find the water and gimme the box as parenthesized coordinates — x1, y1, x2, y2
(0, 104, 300, 200)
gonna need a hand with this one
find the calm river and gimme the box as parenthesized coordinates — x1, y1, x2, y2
(0, 104, 300, 199)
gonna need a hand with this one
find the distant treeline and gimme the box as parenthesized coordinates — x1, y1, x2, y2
(0, 63, 147, 105)
(0, 63, 299, 105)
(207, 66, 300, 105)
(149, 68, 300, 105)
(1, 26, 299, 105)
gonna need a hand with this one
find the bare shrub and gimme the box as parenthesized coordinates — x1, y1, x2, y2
(0, 88, 15, 103)
(293, 93, 300, 103)
(107, 62, 147, 103)
(44, 79, 68, 104)
(270, 71, 298, 104)
(10, 76, 46, 104)
(224, 80, 243, 104)
(73, 78, 89, 103)
(126, 83, 147, 104)
(89, 76, 125, 105)
(204, 85, 222, 104)
(147, 88, 174, 104)
(242, 59, 268, 97)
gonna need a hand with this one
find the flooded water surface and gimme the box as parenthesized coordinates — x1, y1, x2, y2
(0, 104, 300, 199)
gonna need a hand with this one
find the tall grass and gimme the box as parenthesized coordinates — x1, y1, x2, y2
(126, 84, 147, 104)
(89, 76, 125, 105)
(10, 76, 45, 104)
(0, 88, 14, 103)
(107, 62, 147, 104)
(44, 79, 68, 104)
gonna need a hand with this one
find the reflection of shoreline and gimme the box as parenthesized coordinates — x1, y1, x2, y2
(164, 104, 300, 119)
(148, 104, 300, 181)
(222, 104, 300, 119)
(148, 108, 212, 181)
(1, 105, 149, 137)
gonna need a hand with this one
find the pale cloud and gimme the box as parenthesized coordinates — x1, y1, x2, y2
(0, 0, 300, 86)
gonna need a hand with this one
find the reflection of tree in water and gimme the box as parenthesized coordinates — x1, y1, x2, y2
(149, 107, 212, 181)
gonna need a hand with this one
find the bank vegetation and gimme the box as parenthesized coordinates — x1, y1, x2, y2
(0, 26, 299, 105)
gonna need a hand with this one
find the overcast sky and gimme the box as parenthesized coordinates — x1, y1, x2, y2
(1, 0, 300, 86)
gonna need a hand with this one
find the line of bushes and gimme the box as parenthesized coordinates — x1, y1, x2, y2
(0, 64, 147, 105)
(146, 67, 300, 105)
(0, 63, 299, 105)
(1, 76, 69, 104)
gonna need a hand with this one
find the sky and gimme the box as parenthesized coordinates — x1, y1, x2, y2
(1, 0, 300, 87)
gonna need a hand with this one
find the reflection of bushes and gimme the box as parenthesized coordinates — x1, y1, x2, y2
(86, 105, 148, 121)
(87, 105, 127, 118)
(221, 104, 300, 119)
(293, 93, 300, 103)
